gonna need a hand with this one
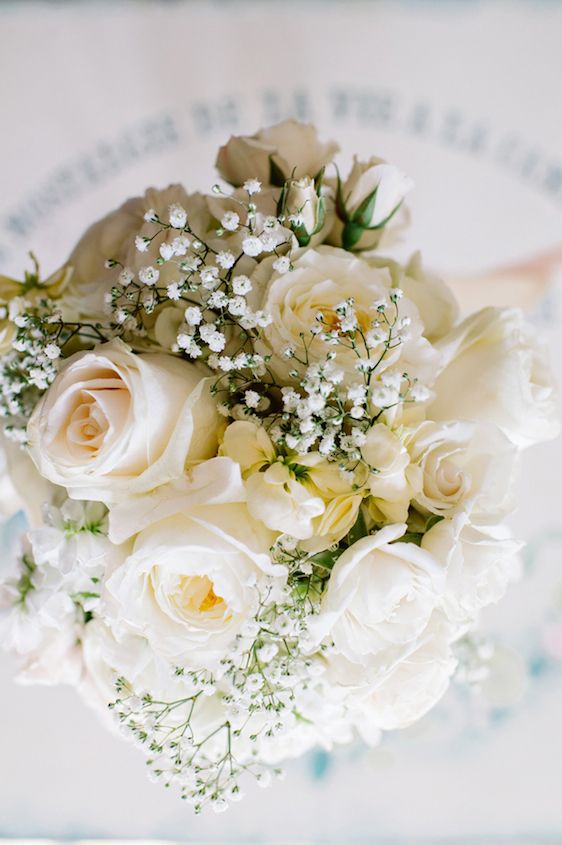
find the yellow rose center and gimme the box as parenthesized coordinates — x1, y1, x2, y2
(319, 305, 372, 334)
(176, 575, 226, 617)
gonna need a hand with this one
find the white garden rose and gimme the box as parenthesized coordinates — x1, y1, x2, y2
(430, 307, 560, 448)
(27, 339, 220, 503)
(104, 503, 282, 669)
(310, 524, 444, 668)
(65, 185, 212, 321)
(422, 514, 522, 625)
(349, 619, 457, 731)
(330, 156, 413, 251)
(256, 246, 440, 383)
(216, 119, 339, 187)
(407, 420, 517, 521)
(368, 252, 458, 342)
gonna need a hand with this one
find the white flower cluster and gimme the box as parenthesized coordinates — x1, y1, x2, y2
(110, 577, 325, 812)
(0, 120, 559, 813)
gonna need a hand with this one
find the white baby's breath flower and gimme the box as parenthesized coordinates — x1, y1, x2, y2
(217, 251, 236, 270)
(242, 236, 263, 257)
(168, 203, 187, 228)
(232, 275, 252, 295)
(243, 179, 262, 195)
(221, 211, 240, 231)
(184, 306, 203, 326)
(138, 266, 160, 287)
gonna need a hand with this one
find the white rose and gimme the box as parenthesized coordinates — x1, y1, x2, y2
(310, 524, 444, 668)
(368, 252, 458, 342)
(66, 186, 212, 320)
(348, 619, 457, 730)
(27, 339, 220, 503)
(104, 502, 282, 669)
(407, 420, 517, 521)
(80, 620, 227, 751)
(257, 246, 439, 383)
(422, 514, 522, 625)
(330, 157, 413, 251)
(215, 119, 339, 187)
(107, 456, 245, 544)
(430, 307, 560, 447)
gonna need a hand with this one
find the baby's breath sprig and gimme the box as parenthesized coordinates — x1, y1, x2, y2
(262, 291, 429, 473)
(110, 575, 326, 813)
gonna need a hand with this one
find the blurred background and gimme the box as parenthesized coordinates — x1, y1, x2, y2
(1, 0, 562, 841)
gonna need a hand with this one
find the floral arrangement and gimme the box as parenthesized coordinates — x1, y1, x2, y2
(0, 121, 558, 813)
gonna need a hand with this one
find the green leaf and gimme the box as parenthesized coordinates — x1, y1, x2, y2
(342, 221, 364, 251)
(399, 532, 424, 546)
(334, 166, 349, 221)
(269, 155, 287, 187)
(312, 196, 326, 235)
(425, 514, 445, 532)
(364, 199, 404, 232)
(346, 508, 368, 547)
(292, 225, 311, 247)
(276, 183, 287, 217)
(351, 187, 378, 228)
(314, 166, 326, 194)
(308, 550, 339, 572)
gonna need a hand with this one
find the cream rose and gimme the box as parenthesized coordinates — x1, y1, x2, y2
(66, 185, 212, 320)
(422, 514, 522, 625)
(310, 524, 444, 667)
(430, 307, 560, 447)
(215, 119, 339, 187)
(27, 339, 220, 502)
(104, 503, 282, 668)
(256, 246, 439, 383)
(350, 619, 457, 730)
(368, 252, 458, 342)
(407, 420, 517, 521)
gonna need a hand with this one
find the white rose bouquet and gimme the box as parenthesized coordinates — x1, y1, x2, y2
(0, 120, 558, 812)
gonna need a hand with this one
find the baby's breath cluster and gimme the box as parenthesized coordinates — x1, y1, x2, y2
(111, 574, 327, 813)
(266, 291, 428, 466)
(103, 185, 287, 361)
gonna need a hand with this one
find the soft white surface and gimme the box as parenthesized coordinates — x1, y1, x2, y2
(0, 1, 561, 840)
